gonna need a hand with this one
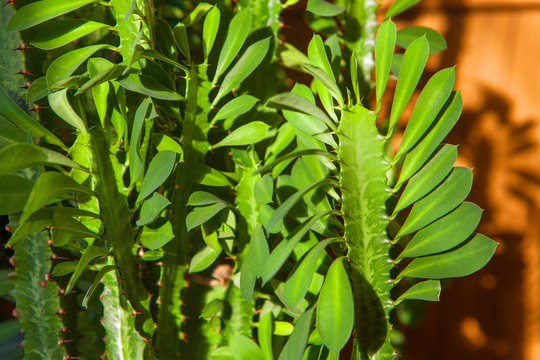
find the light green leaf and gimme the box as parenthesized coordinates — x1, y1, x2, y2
(213, 121, 270, 148)
(301, 63, 343, 107)
(387, 36, 429, 137)
(173, 22, 190, 62)
(189, 245, 222, 273)
(399, 92, 462, 185)
(48, 89, 88, 135)
(141, 250, 164, 261)
(140, 218, 174, 250)
(0, 175, 34, 215)
(186, 203, 228, 232)
(184, 164, 231, 187)
(254, 174, 273, 204)
(393, 144, 457, 214)
(307, 35, 335, 81)
(66, 245, 108, 293)
(395, 280, 441, 305)
(0, 115, 25, 149)
(268, 92, 336, 132)
(200, 299, 223, 318)
(375, 20, 397, 111)
(212, 95, 259, 123)
(117, 74, 184, 101)
(259, 312, 273, 360)
(316, 257, 354, 353)
(385, 0, 422, 19)
(187, 191, 226, 206)
(0, 88, 64, 148)
(394, 67, 456, 160)
(306, 0, 345, 16)
(0, 143, 81, 176)
(136, 151, 177, 203)
(397, 26, 447, 53)
(203, 6, 220, 60)
(396, 167, 473, 238)
(7, 0, 97, 32)
(283, 238, 337, 308)
(20, 172, 92, 224)
(240, 225, 269, 300)
(278, 306, 315, 360)
(136, 192, 171, 226)
(213, 9, 252, 83)
(46, 44, 112, 89)
(261, 211, 332, 284)
(28, 20, 110, 50)
(82, 265, 115, 308)
(229, 335, 264, 360)
(397, 234, 498, 280)
(27, 76, 49, 103)
(213, 37, 271, 106)
(153, 134, 184, 159)
(182, 2, 213, 26)
(398, 202, 483, 259)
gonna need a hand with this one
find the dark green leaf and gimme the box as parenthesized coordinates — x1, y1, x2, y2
(136, 193, 171, 226)
(182, 2, 213, 26)
(254, 174, 273, 204)
(82, 265, 115, 308)
(397, 26, 447, 53)
(117, 74, 184, 101)
(189, 245, 222, 273)
(27, 76, 49, 103)
(0, 143, 81, 176)
(153, 134, 184, 158)
(186, 203, 228, 232)
(214, 121, 270, 148)
(129, 98, 151, 185)
(213, 9, 252, 83)
(255, 149, 336, 176)
(394, 280, 441, 305)
(316, 257, 354, 353)
(140, 218, 174, 250)
(184, 164, 231, 187)
(212, 95, 258, 123)
(136, 151, 176, 204)
(397, 234, 498, 280)
(28, 20, 110, 50)
(278, 306, 315, 360)
(375, 20, 397, 110)
(7, 0, 97, 32)
(66, 245, 108, 293)
(48, 89, 88, 134)
(396, 167, 472, 238)
(173, 22, 190, 62)
(398, 202, 483, 259)
(53, 261, 77, 276)
(213, 37, 271, 106)
(306, 0, 345, 16)
(240, 225, 269, 300)
(0, 175, 34, 215)
(187, 191, 225, 206)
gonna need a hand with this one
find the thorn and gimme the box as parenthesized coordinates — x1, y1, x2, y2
(12, 308, 19, 319)
(15, 69, 35, 76)
(47, 239, 53, 246)
(2, 0, 18, 8)
(180, 332, 187, 342)
(45, 273, 53, 281)
(59, 327, 69, 333)
(155, 299, 161, 305)
(39, 279, 47, 288)
(57, 308, 66, 315)
(21, 82, 31, 89)
(8, 257, 16, 267)
(5, 225, 11, 232)
(30, 105, 49, 112)
(58, 288, 66, 296)
(156, 261, 163, 267)
(156, 281, 163, 286)
(14, 44, 34, 51)
(131, 310, 141, 316)
(50, 254, 68, 261)
(58, 339, 73, 345)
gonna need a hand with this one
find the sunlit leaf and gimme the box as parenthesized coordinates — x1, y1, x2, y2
(301, 63, 343, 107)
(385, 0, 422, 19)
(28, 20, 110, 50)
(375, 20, 397, 111)
(189, 245, 222, 273)
(140, 218, 174, 250)
(396, 26, 447, 53)
(203, 6, 220, 60)
(254, 174, 273, 205)
(66, 245, 108, 293)
(278, 306, 315, 360)
(182, 2, 213, 26)
(212, 95, 258, 123)
(184, 164, 231, 187)
(229, 335, 264, 360)
(187, 191, 226, 206)
(0, 143, 81, 176)
(118, 74, 184, 101)
(306, 0, 345, 16)
(394, 280, 441, 305)
(82, 265, 115, 308)
(136, 192, 171, 226)
(48, 89, 88, 135)
(186, 203, 228, 232)
(153, 134, 184, 159)
(136, 151, 177, 204)
(213, 121, 270, 148)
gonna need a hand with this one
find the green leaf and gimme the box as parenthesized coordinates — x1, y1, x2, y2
(266, 179, 333, 232)
(153, 134, 184, 159)
(173, 22, 190, 62)
(187, 191, 225, 206)
(306, 0, 345, 16)
(7, 0, 97, 32)
(27, 76, 49, 103)
(0, 143, 81, 176)
(375, 20, 397, 111)
(0, 88, 64, 149)
(387, 36, 429, 137)
(0, 116, 25, 149)
(66, 245, 108, 293)
(278, 306, 315, 360)
(28, 20, 110, 50)
(189, 245, 222, 273)
(117, 74, 184, 101)
(385, 0, 422, 19)
(213, 37, 271, 106)
(394, 67, 456, 160)
(316, 257, 354, 353)
(229, 335, 264, 360)
(399, 92, 462, 186)
(20, 172, 92, 224)
(393, 144, 457, 214)
(203, 6, 220, 60)
(398, 202, 483, 259)
(52, 261, 77, 276)
(129, 98, 151, 185)
(46, 44, 112, 89)
(254, 174, 273, 204)
(200, 299, 224, 318)
(141, 249, 164, 261)
(48, 89, 88, 135)
(268, 92, 336, 132)
(397, 26, 447, 53)
(259, 312, 273, 360)
(186, 203, 228, 232)
(396, 167, 473, 238)
(0, 175, 34, 215)
(283, 238, 337, 308)
(51, 215, 101, 247)
(213, 9, 252, 83)
(136, 192, 171, 226)
(182, 2, 213, 26)
(240, 225, 269, 299)
(136, 151, 176, 204)
(184, 164, 231, 187)
(213, 121, 270, 148)
(140, 218, 175, 250)
(82, 265, 115, 308)
(301, 63, 343, 107)
(397, 234, 498, 280)
(395, 280, 441, 305)
(212, 95, 258, 123)
(261, 211, 332, 284)
(76, 62, 123, 96)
